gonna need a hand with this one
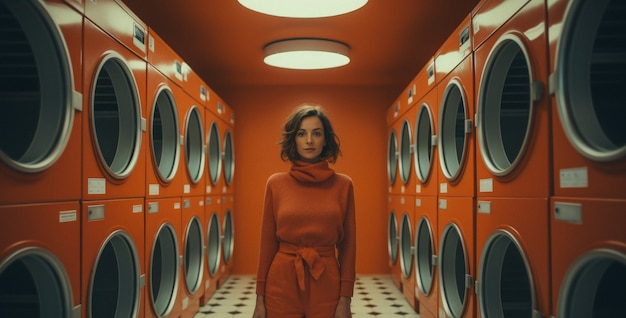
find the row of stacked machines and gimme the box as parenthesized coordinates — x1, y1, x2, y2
(0, 1, 236, 317)
(386, 0, 625, 317)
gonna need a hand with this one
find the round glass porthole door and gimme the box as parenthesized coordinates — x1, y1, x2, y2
(554, 0, 626, 161)
(477, 36, 533, 176)
(399, 119, 412, 184)
(557, 249, 626, 318)
(439, 80, 470, 181)
(0, 1, 76, 173)
(223, 130, 235, 186)
(388, 210, 399, 265)
(185, 106, 205, 184)
(439, 223, 470, 318)
(89, 231, 141, 318)
(206, 212, 222, 277)
(222, 209, 234, 264)
(399, 212, 413, 278)
(149, 223, 180, 317)
(414, 104, 436, 183)
(0, 248, 74, 317)
(387, 129, 398, 185)
(183, 216, 204, 294)
(478, 231, 534, 317)
(150, 86, 180, 183)
(91, 54, 142, 179)
(207, 121, 222, 186)
(415, 216, 436, 296)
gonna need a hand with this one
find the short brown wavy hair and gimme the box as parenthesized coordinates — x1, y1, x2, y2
(279, 104, 341, 163)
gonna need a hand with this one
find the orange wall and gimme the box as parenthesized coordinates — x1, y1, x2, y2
(222, 85, 395, 275)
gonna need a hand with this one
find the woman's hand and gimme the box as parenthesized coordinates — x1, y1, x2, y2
(334, 296, 352, 318)
(252, 295, 266, 318)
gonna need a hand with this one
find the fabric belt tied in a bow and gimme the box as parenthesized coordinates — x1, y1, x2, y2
(279, 243, 335, 291)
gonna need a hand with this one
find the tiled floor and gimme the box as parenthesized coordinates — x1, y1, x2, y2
(195, 275, 421, 317)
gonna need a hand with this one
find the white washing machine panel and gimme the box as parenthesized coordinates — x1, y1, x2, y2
(0, 0, 83, 205)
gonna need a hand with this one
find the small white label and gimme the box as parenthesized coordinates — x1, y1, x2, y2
(182, 296, 189, 310)
(174, 202, 181, 209)
(87, 178, 106, 195)
(415, 198, 421, 207)
(132, 204, 143, 213)
(148, 36, 155, 52)
(206, 185, 213, 194)
(59, 210, 77, 223)
(440, 183, 448, 193)
(222, 185, 227, 193)
(401, 185, 406, 193)
(559, 167, 588, 188)
(416, 184, 422, 193)
(184, 184, 191, 194)
(479, 178, 493, 193)
(477, 201, 491, 214)
(149, 184, 160, 196)
(439, 199, 447, 210)
(400, 197, 406, 205)
(554, 202, 583, 224)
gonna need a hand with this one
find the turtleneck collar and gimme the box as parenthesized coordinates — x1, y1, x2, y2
(289, 160, 335, 183)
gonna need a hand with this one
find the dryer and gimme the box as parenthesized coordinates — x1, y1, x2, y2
(144, 197, 183, 318)
(0, 201, 80, 317)
(200, 195, 223, 305)
(550, 197, 626, 317)
(0, 0, 83, 205)
(218, 194, 235, 288)
(387, 195, 402, 290)
(145, 31, 185, 199)
(472, 0, 551, 198)
(548, 0, 626, 199)
(82, 17, 148, 200)
(180, 196, 206, 318)
(399, 196, 417, 310)
(412, 74, 439, 197)
(475, 197, 550, 318)
(435, 14, 476, 198)
(81, 198, 145, 318)
(437, 196, 475, 318)
(413, 196, 439, 318)
(180, 92, 207, 197)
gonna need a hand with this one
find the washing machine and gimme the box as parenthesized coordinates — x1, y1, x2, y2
(435, 14, 476, 198)
(144, 197, 183, 318)
(82, 17, 148, 200)
(180, 196, 206, 318)
(548, 0, 626, 200)
(472, 0, 551, 198)
(0, 0, 83, 205)
(218, 194, 235, 288)
(387, 195, 402, 290)
(475, 197, 550, 318)
(205, 115, 224, 196)
(399, 196, 417, 310)
(413, 196, 439, 318)
(0, 201, 80, 317)
(412, 72, 439, 197)
(200, 195, 223, 305)
(180, 91, 207, 197)
(81, 198, 145, 318)
(550, 197, 626, 317)
(437, 196, 475, 318)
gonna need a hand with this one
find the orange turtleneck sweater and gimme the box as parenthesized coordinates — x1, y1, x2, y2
(256, 160, 356, 297)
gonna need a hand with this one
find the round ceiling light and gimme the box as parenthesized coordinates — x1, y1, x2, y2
(263, 39, 351, 70)
(238, 0, 368, 18)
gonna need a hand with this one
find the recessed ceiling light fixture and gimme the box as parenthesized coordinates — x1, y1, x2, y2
(238, 0, 368, 18)
(263, 39, 351, 70)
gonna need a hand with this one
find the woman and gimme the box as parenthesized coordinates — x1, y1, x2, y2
(253, 104, 356, 318)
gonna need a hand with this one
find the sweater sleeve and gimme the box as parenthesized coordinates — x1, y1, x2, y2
(337, 178, 356, 297)
(255, 176, 279, 295)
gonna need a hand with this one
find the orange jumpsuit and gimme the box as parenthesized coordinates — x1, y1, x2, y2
(256, 160, 356, 317)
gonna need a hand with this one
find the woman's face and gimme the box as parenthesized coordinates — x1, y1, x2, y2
(296, 116, 326, 163)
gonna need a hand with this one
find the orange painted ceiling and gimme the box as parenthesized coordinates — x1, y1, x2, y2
(122, 1, 480, 104)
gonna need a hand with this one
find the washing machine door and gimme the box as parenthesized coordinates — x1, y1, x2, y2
(184, 106, 205, 184)
(399, 119, 413, 184)
(439, 80, 470, 181)
(554, 0, 626, 161)
(183, 215, 204, 294)
(387, 129, 398, 186)
(387, 210, 399, 265)
(399, 212, 413, 278)
(150, 86, 181, 183)
(0, 0, 78, 173)
(557, 249, 626, 318)
(0, 248, 76, 317)
(222, 209, 234, 264)
(414, 216, 436, 296)
(414, 104, 436, 183)
(222, 130, 235, 186)
(439, 223, 471, 318)
(206, 212, 222, 277)
(207, 121, 222, 186)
